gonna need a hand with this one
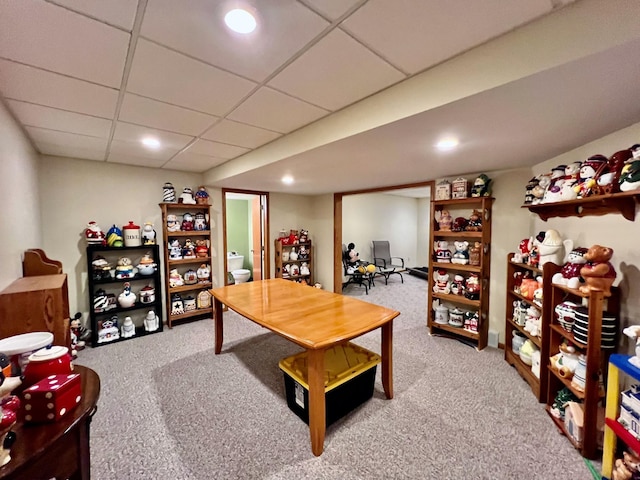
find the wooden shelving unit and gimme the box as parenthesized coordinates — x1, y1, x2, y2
(545, 281, 620, 459)
(274, 239, 313, 285)
(86, 244, 163, 346)
(523, 191, 640, 221)
(159, 202, 215, 328)
(427, 196, 493, 350)
(504, 255, 559, 402)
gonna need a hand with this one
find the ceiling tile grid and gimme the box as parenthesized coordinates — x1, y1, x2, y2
(227, 86, 330, 133)
(48, 0, 139, 31)
(268, 28, 406, 111)
(126, 39, 258, 116)
(0, 59, 119, 118)
(201, 119, 282, 149)
(141, 0, 331, 82)
(0, 0, 130, 88)
(187, 139, 250, 159)
(164, 151, 228, 173)
(118, 93, 219, 137)
(7, 99, 112, 138)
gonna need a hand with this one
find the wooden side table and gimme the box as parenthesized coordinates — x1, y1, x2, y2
(0, 365, 100, 480)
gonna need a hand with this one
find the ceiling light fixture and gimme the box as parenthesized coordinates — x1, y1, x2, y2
(435, 138, 459, 152)
(224, 8, 257, 34)
(282, 175, 294, 185)
(141, 136, 161, 149)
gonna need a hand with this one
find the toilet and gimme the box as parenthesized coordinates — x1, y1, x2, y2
(228, 252, 251, 284)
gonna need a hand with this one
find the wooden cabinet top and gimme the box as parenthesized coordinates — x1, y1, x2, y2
(1, 274, 67, 294)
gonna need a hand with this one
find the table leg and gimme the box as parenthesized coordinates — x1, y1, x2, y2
(214, 298, 223, 354)
(307, 348, 326, 456)
(381, 320, 394, 399)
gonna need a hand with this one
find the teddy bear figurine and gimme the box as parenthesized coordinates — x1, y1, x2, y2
(579, 244, 616, 297)
(451, 240, 469, 265)
(465, 209, 482, 231)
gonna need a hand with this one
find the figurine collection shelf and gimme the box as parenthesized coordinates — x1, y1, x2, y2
(427, 197, 493, 350)
(160, 202, 215, 328)
(523, 191, 640, 221)
(86, 244, 163, 347)
(274, 240, 313, 285)
(504, 256, 558, 402)
(545, 279, 620, 460)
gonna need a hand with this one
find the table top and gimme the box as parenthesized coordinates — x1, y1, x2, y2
(210, 278, 399, 350)
(0, 365, 100, 478)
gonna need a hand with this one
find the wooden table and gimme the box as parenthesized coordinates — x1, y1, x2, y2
(0, 365, 100, 479)
(210, 278, 399, 456)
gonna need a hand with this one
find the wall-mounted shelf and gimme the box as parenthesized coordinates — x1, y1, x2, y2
(523, 191, 640, 221)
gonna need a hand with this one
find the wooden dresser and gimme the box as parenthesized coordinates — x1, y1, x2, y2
(0, 274, 71, 348)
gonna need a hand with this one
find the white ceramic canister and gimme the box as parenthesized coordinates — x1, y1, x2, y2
(448, 308, 464, 327)
(435, 305, 449, 324)
(123, 221, 141, 247)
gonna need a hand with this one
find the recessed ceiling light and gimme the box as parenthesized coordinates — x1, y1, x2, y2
(435, 138, 459, 152)
(141, 136, 161, 149)
(282, 175, 294, 185)
(224, 8, 257, 34)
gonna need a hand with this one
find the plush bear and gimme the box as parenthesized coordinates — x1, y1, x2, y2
(451, 241, 469, 265)
(346, 243, 359, 266)
(552, 247, 588, 289)
(579, 244, 616, 296)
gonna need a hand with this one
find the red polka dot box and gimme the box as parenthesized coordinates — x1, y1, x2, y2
(22, 374, 81, 423)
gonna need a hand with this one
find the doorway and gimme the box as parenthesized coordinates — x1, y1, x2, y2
(333, 181, 434, 293)
(222, 189, 270, 285)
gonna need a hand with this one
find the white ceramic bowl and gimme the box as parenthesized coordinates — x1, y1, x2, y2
(0, 331, 54, 372)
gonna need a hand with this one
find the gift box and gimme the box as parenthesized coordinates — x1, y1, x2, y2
(22, 373, 82, 423)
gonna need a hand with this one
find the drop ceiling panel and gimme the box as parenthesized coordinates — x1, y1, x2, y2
(48, 0, 138, 31)
(303, 0, 363, 20)
(269, 28, 405, 110)
(0, 59, 118, 118)
(7, 100, 112, 138)
(141, 0, 330, 82)
(127, 39, 257, 116)
(118, 93, 218, 136)
(106, 150, 170, 168)
(341, 0, 553, 74)
(187, 139, 250, 159)
(26, 126, 108, 151)
(0, 1, 130, 88)
(35, 142, 106, 161)
(228, 87, 329, 133)
(164, 151, 227, 172)
(109, 139, 181, 163)
(202, 119, 281, 148)
(112, 122, 194, 151)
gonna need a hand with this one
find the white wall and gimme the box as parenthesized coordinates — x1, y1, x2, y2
(417, 197, 431, 267)
(531, 121, 640, 351)
(0, 100, 41, 290)
(343, 193, 418, 265)
(38, 155, 204, 320)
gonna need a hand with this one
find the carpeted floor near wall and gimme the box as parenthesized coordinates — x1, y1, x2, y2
(76, 274, 598, 479)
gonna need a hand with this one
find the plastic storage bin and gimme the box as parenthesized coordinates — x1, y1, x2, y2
(279, 342, 381, 425)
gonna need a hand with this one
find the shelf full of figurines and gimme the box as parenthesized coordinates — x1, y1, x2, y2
(434, 173, 492, 201)
(84, 220, 157, 248)
(432, 301, 480, 334)
(168, 238, 211, 263)
(166, 211, 211, 235)
(170, 289, 212, 317)
(523, 143, 640, 221)
(434, 240, 482, 269)
(91, 251, 158, 283)
(96, 309, 160, 344)
(435, 208, 484, 235)
(162, 182, 210, 205)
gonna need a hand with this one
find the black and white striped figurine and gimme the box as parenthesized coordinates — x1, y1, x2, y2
(163, 182, 176, 203)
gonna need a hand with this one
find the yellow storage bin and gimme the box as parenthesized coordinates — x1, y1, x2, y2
(279, 342, 380, 425)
